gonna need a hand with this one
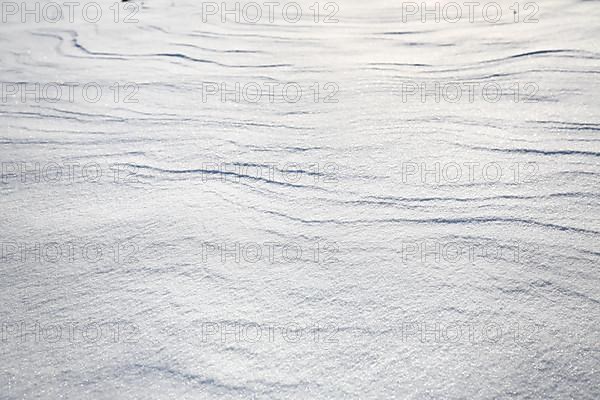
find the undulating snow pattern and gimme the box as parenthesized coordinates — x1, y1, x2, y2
(0, 0, 599, 398)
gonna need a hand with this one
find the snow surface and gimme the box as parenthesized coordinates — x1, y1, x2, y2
(0, 0, 599, 398)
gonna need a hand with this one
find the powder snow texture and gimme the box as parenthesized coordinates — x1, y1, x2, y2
(0, 0, 599, 399)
